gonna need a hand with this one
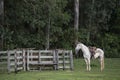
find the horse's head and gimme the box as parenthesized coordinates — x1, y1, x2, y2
(75, 43, 82, 57)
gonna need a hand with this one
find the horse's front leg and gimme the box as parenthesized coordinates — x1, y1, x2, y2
(84, 58, 91, 71)
(88, 59, 91, 71)
(84, 58, 88, 71)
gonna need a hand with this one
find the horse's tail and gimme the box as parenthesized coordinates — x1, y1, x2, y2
(103, 57, 104, 69)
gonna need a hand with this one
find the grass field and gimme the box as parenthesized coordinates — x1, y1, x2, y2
(0, 58, 120, 80)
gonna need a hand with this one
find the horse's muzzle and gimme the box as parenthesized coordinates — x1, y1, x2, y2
(75, 49, 79, 58)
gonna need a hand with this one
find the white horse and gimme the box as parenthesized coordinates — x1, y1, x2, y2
(75, 42, 104, 71)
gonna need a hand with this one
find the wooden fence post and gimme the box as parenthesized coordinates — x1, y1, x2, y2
(55, 50, 59, 70)
(70, 50, 74, 70)
(53, 50, 56, 70)
(7, 51, 10, 73)
(27, 50, 30, 71)
(63, 50, 65, 70)
(23, 49, 26, 71)
(14, 50, 17, 73)
(38, 50, 41, 70)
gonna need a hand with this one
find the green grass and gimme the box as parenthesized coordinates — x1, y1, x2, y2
(0, 58, 120, 80)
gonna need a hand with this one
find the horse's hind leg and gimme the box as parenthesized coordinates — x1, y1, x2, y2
(103, 58, 104, 69)
(102, 58, 104, 71)
(100, 58, 104, 71)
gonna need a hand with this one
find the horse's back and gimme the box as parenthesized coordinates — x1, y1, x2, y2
(96, 48, 104, 54)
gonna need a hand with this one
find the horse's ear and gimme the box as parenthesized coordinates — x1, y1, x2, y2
(75, 41, 79, 45)
(78, 42, 82, 44)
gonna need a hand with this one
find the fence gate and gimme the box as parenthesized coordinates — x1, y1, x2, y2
(14, 50, 25, 72)
(56, 50, 73, 70)
(27, 50, 57, 71)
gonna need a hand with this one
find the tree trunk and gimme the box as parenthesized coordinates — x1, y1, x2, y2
(45, 0, 51, 50)
(74, 0, 79, 44)
(0, 0, 4, 50)
(87, 0, 95, 43)
(46, 17, 50, 50)
(0, 0, 4, 25)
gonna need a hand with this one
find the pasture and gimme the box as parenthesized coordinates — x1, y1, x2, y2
(0, 58, 120, 80)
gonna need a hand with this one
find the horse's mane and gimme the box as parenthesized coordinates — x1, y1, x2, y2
(77, 42, 84, 46)
(77, 42, 82, 44)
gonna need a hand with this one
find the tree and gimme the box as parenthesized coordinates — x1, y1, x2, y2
(0, 0, 4, 50)
(2, 0, 120, 57)
(45, 0, 51, 50)
(74, 0, 79, 44)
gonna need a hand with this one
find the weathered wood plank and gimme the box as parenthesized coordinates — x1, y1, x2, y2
(55, 50, 59, 70)
(10, 62, 15, 66)
(17, 67, 23, 70)
(0, 51, 8, 54)
(0, 62, 7, 64)
(14, 51, 17, 72)
(53, 51, 57, 70)
(58, 56, 70, 58)
(7, 52, 10, 73)
(0, 67, 7, 69)
(56, 50, 64, 53)
(40, 56, 53, 58)
(9, 56, 15, 60)
(63, 52, 65, 70)
(16, 62, 23, 65)
(23, 50, 26, 71)
(58, 61, 70, 64)
(29, 50, 39, 53)
(0, 56, 7, 59)
(29, 61, 54, 64)
(70, 50, 74, 70)
(16, 51, 22, 54)
(16, 56, 23, 59)
(58, 66, 70, 69)
(29, 56, 38, 58)
(38, 51, 41, 70)
(40, 50, 53, 53)
(9, 68, 15, 72)
(38, 63, 57, 65)
(27, 50, 30, 70)
(29, 56, 54, 59)
(8, 50, 16, 55)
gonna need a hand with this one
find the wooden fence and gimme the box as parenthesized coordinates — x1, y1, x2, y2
(56, 50, 73, 70)
(0, 50, 25, 73)
(0, 49, 73, 73)
(0, 51, 8, 73)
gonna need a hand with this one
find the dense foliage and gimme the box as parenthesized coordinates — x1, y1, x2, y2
(0, 0, 120, 57)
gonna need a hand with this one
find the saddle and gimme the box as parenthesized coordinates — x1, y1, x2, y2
(89, 46, 96, 59)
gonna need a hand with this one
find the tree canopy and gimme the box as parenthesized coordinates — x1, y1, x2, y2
(0, 0, 120, 57)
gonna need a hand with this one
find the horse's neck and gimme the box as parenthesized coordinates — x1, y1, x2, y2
(80, 44, 91, 59)
(81, 44, 89, 53)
